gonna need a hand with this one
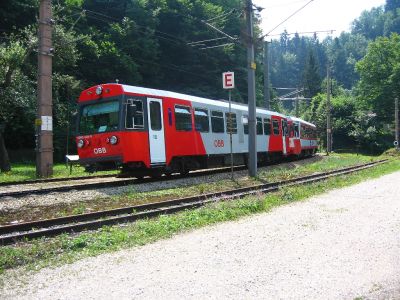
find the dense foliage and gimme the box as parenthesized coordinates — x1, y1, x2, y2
(267, 0, 400, 152)
(0, 0, 399, 171)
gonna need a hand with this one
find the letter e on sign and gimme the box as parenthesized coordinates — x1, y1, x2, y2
(222, 72, 235, 89)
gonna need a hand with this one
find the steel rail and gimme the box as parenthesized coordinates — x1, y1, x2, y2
(0, 160, 387, 245)
(0, 165, 248, 199)
(0, 174, 116, 187)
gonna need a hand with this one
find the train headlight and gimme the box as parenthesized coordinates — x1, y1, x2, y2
(95, 85, 103, 95)
(109, 135, 118, 145)
(77, 139, 85, 148)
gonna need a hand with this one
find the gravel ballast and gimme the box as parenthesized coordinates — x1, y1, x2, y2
(1, 171, 400, 299)
(0, 157, 321, 213)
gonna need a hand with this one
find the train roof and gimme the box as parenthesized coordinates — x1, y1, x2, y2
(122, 84, 287, 118)
(289, 116, 316, 127)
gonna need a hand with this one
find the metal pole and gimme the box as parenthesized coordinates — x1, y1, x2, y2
(396, 97, 399, 151)
(263, 41, 270, 110)
(295, 90, 299, 117)
(36, 0, 53, 177)
(246, 0, 257, 177)
(229, 90, 234, 180)
(326, 62, 332, 154)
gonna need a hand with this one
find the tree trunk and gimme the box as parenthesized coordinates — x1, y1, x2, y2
(0, 125, 11, 172)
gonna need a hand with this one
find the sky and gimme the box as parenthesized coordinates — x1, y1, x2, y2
(252, 0, 386, 38)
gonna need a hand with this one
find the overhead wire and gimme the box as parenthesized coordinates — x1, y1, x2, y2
(51, 6, 248, 88)
(267, 29, 335, 37)
(260, 0, 315, 39)
(262, 0, 311, 9)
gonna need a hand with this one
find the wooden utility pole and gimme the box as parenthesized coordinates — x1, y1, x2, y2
(263, 41, 270, 110)
(326, 63, 332, 154)
(246, 0, 257, 177)
(396, 97, 399, 151)
(36, 0, 53, 177)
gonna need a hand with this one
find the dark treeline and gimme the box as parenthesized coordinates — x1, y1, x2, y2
(0, 0, 400, 170)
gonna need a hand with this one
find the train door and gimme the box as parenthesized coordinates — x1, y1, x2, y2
(281, 119, 287, 155)
(147, 98, 166, 165)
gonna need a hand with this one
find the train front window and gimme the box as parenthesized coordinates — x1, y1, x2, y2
(79, 101, 119, 135)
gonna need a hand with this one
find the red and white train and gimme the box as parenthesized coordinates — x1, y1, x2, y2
(76, 84, 318, 176)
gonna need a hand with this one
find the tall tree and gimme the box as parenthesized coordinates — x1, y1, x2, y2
(0, 36, 36, 171)
(351, 7, 386, 39)
(302, 51, 321, 98)
(385, 0, 400, 12)
(356, 33, 400, 127)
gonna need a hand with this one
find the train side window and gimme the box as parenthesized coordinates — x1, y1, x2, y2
(282, 120, 288, 136)
(125, 99, 144, 129)
(211, 111, 224, 133)
(289, 124, 294, 137)
(263, 118, 271, 135)
(175, 105, 192, 131)
(294, 123, 299, 138)
(194, 108, 210, 132)
(301, 125, 307, 138)
(149, 101, 162, 131)
(242, 115, 249, 135)
(272, 119, 280, 135)
(225, 112, 237, 134)
(256, 117, 263, 135)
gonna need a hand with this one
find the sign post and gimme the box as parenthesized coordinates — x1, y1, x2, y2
(223, 72, 235, 180)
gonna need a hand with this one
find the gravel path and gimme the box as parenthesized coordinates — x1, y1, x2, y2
(2, 170, 399, 300)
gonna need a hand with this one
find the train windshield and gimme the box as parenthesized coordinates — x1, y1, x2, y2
(79, 101, 119, 135)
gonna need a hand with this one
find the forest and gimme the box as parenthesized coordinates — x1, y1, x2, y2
(1, 0, 400, 171)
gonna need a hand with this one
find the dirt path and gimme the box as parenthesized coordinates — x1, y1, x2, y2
(2, 171, 400, 299)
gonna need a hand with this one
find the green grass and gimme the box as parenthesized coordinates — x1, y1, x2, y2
(0, 163, 117, 183)
(0, 155, 399, 276)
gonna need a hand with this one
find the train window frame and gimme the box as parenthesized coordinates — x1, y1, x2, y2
(294, 123, 299, 138)
(282, 119, 288, 137)
(289, 124, 294, 137)
(272, 119, 280, 135)
(174, 105, 193, 131)
(194, 107, 210, 132)
(211, 110, 225, 133)
(243, 115, 249, 135)
(80, 100, 120, 135)
(256, 117, 263, 135)
(225, 112, 237, 134)
(125, 98, 144, 130)
(263, 118, 271, 135)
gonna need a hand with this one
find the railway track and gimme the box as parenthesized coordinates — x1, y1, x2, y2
(0, 159, 387, 245)
(0, 165, 248, 199)
(0, 174, 116, 187)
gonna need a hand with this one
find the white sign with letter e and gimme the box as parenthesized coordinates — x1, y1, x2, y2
(222, 72, 235, 89)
